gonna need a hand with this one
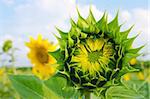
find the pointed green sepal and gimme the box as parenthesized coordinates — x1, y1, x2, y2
(70, 18, 77, 27)
(56, 27, 68, 40)
(48, 49, 61, 61)
(122, 53, 139, 65)
(96, 12, 108, 33)
(122, 35, 138, 50)
(55, 35, 66, 50)
(108, 11, 119, 32)
(118, 64, 139, 77)
(48, 49, 64, 67)
(86, 8, 96, 25)
(69, 18, 81, 37)
(76, 8, 89, 30)
(80, 32, 87, 39)
(65, 47, 69, 60)
(114, 25, 122, 43)
(127, 45, 144, 53)
(120, 25, 134, 41)
(68, 34, 74, 47)
(69, 28, 79, 37)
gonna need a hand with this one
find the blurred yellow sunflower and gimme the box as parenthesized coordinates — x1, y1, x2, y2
(123, 73, 131, 81)
(137, 72, 144, 80)
(26, 34, 57, 80)
(0, 68, 4, 76)
(129, 58, 137, 65)
(32, 65, 56, 80)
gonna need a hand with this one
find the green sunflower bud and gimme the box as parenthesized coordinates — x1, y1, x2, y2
(50, 8, 143, 96)
(2, 40, 12, 52)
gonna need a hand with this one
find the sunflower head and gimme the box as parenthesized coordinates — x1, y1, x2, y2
(50, 8, 143, 95)
(26, 34, 57, 80)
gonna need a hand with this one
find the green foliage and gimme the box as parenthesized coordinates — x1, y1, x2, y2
(44, 75, 80, 98)
(9, 75, 79, 99)
(106, 85, 145, 99)
(9, 75, 45, 99)
(105, 61, 150, 99)
(121, 79, 149, 99)
(0, 68, 19, 99)
(7, 60, 150, 98)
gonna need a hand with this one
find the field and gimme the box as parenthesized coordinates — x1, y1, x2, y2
(0, 60, 149, 99)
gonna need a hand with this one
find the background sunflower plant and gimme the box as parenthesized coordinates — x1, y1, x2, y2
(8, 8, 148, 99)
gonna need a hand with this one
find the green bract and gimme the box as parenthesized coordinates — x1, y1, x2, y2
(49, 9, 143, 96)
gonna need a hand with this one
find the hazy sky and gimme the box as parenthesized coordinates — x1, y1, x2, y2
(0, 0, 149, 67)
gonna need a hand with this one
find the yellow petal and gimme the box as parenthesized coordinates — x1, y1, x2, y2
(87, 39, 95, 51)
(95, 38, 104, 51)
(79, 44, 88, 55)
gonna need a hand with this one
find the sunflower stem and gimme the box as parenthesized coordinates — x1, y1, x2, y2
(85, 92, 91, 99)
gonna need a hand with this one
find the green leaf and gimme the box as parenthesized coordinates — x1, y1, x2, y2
(91, 93, 105, 99)
(44, 76, 79, 98)
(9, 75, 45, 99)
(121, 77, 150, 99)
(105, 85, 145, 99)
(43, 85, 60, 99)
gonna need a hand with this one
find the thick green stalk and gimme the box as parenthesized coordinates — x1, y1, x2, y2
(85, 92, 91, 99)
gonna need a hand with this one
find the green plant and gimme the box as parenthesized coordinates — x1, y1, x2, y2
(9, 8, 144, 99)
(50, 8, 143, 98)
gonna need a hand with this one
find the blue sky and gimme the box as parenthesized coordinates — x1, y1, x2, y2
(78, 0, 148, 9)
(0, 0, 149, 66)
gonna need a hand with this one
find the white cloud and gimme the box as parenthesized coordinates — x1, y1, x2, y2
(120, 11, 131, 22)
(120, 8, 150, 60)
(2, 0, 14, 5)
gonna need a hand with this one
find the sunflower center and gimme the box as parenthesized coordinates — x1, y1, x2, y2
(36, 48, 49, 64)
(88, 51, 102, 62)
